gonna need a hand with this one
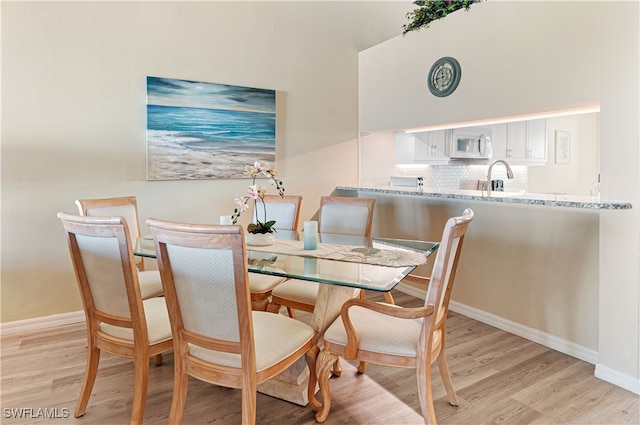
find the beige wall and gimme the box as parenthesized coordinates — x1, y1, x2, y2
(358, 1, 639, 392)
(0, 1, 412, 322)
(366, 193, 599, 351)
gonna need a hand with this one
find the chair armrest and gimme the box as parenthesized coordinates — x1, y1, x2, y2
(340, 298, 434, 359)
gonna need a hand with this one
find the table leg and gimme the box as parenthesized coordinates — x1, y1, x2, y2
(256, 284, 356, 406)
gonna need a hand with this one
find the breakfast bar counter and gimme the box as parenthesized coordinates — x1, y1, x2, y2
(336, 186, 632, 210)
(329, 184, 633, 369)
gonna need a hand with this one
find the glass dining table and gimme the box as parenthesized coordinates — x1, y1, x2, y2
(133, 230, 439, 406)
(134, 231, 438, 293)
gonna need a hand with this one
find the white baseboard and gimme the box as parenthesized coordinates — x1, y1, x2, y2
(448, 300, 599, 365)
(0, 310, 85, 336)
(595, 364, 640, 395)
(395, 283, 598, 365)
(396, 283, 640, 395)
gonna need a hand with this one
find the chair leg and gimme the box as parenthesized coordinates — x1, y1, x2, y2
(286, 307, 296, 318)
(74, 342, 101, 418)
(251, 298, 269, 311)
(357, 361, 367, 374)
(168, 360, 189, 425)
(331, 358, 342, 377)
(315, 350, 339, 423)
(266, 301, 281, 314)
(306, 345, 322, 412)
(416, 358, 437, 425)
(437, 348, 459, 406)
(129, 352, 150, 425)
(241, 381, 257, 425)
(154, 354, 163, 366)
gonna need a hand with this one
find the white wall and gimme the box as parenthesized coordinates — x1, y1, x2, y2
(358, 1, 639, 393)
(0, 1, 413, 322)
(597, 2, 640, 393)
(359, 1, 602, 132)
(528, 113, 599, 196)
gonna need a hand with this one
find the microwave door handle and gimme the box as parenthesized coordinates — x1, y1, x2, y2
(479, 137, 487, 155)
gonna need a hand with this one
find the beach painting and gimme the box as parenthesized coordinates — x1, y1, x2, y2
(146, 76, 276, 180)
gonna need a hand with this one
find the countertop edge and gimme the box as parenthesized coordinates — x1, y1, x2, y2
(337, 186, 632, 210)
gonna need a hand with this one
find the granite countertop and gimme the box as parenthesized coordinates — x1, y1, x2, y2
(337, 186, 632, 210)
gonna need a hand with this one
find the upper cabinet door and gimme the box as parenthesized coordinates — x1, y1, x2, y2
(507, 121, 528, 161)
(413, 132, 432, 161)
(490, 123, 508, 159)
(526, 118, 547, 162)
(395, 131, 449, 164)
(429, 130, 449, 161)
(492, 120, 547, 164)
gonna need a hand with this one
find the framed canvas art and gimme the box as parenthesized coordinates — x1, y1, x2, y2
(146, 76, 276, 180)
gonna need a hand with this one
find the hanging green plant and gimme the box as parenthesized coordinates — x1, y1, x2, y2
(403, 0, 484, 35)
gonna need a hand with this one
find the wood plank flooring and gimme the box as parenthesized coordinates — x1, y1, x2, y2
(1, 290, 638, 424)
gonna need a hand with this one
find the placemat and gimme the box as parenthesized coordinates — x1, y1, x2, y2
(247, 239, 426, 267)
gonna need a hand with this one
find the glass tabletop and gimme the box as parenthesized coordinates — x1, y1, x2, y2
(134, 232, 438, 292)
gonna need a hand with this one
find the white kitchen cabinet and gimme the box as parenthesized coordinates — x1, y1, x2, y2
(507, 121, 528, 161)
(416, 130, 449, 162)
(526, 118, 547, 162)
(395, 131, 449, 164)
(490, 119, 547, 164)
(490, 123, 508, 159)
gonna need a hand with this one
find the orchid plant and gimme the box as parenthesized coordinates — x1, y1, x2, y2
(232, 161, 285, 234)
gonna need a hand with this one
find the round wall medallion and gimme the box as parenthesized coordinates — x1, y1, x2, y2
(427, 56, 461, 97)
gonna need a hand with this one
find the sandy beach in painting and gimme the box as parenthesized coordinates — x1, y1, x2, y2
(147, 131, 275, 180)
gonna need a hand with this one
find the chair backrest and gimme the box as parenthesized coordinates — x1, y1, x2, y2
(76, 196, 142, 245)
(425, 208, 474, 326)
(146, 219, 254, 365)
(57, 212, 148, 340)
(254, 195, 302, 231)
(317, 196, 376, 237)
(76, 196, 144, 267)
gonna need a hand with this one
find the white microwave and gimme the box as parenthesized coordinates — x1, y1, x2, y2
(449, 127, 492, 160)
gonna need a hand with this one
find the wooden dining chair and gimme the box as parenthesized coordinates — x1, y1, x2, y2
(248, 194, 302, 311)
(313, 208, 474, 424)
(75, 196, 163, 299)
(271, 196, 377, 318)
(57, 212, 173, 425)
(146, 218, 315, 425)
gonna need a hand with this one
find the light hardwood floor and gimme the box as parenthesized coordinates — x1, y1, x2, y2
(1, 291, 638, 424)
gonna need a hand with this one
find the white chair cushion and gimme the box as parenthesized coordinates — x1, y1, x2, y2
(99, 296, 173, 344)
(249, 273, 286, 294)
(137, 270, 164, 299)
(323, 305, 424, 357)
(271, 279, 318, 305)
(189, 311, 314, 371)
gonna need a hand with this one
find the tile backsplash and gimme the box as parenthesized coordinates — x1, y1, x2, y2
(392, 163, 527, 191)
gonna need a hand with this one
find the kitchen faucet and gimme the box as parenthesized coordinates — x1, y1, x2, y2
(486, 159, 514, 195)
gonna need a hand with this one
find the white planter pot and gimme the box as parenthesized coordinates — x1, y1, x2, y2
(246, 232, 276, 246)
